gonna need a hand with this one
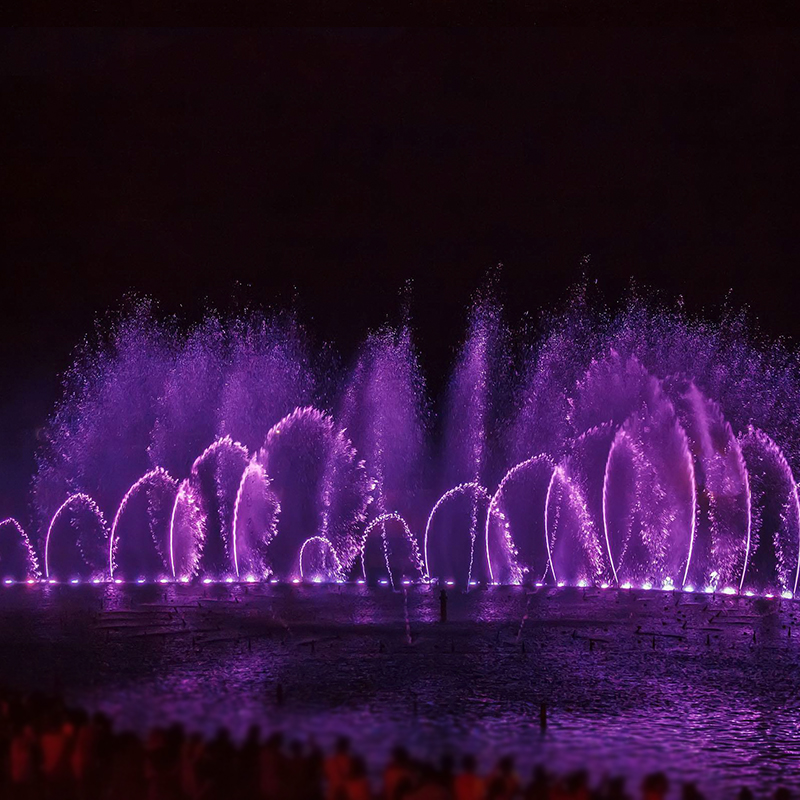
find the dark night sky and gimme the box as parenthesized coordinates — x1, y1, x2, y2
(1, 28, 799, 514)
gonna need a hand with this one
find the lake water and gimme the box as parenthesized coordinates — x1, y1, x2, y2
(0, 582, 798, 796)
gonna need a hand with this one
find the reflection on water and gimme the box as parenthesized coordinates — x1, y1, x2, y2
(0, 584, 797, 797)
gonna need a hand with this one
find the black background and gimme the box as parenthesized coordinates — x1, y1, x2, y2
(2, 28, 799, 514)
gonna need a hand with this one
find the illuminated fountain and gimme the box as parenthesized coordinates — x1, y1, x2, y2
(0, 283, 794, 597)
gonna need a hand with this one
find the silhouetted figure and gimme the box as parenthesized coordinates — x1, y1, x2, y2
(682, 781, 706, 800)
(738, 789, 755, 800)
(539, 703, 547, 730)
(325, 736, 352, 800)
(642, 771, 669, 800)
(488, 755, 520, 799)
(439, 753, 455, 792)
(524, 765, 549, 800)
(345, 755, 371, 800)
(259, 732, 286, 800)
(607, 776, 632, 800)
(307, 737, 325, 800)
(486, 775, 507, 800)
(410, 763, 449, 799)
(440, 589, 448, 623)
(384, 746, 412, 800)
(240, 723, 261, 797)
(286, 739, 312, 800)
(455, 754, 484, 800)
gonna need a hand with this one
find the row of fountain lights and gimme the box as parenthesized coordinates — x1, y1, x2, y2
(7, 436, 795, 599)
(0, 574, 793, 600)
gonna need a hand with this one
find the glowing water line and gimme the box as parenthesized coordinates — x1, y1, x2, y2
(792, 476, 800, 595)
(168, 479, 192, 578)
(298, 535, 342, 581)
(601, 432, 621, 586)
(485, 454, 553, 584)
(168, 484, 181, 578)
(230, 460, 271, 578)
(681, 430, 698, 589)
(739, 453, 753, 593)
(423, 482, 490, 582)
(45, 493, 106, 579)
(544, 467, 559, 584)
(108, 467, 177, 579)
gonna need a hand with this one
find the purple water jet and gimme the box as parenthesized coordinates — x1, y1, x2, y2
(188, 436, 250, 577)
(546, 465, 605, 585)
(0, 519, 40, 580)
(45, 494, 107, 580)
(740, 427, 800, 596)
(485, 456, 554, 585)
(359, 513, 423, 588)
(109, 468, 177, 581)
(257, 407, 370, 580)
(299, 536, 342, 583)
(168, 479, 205, 580)
(424, 483, 491, 585)
(231, 460, 280, 580)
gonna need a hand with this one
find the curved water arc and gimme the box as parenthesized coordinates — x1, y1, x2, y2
(298, 535, 343, 582)
(424, 481, 491, 583)
(485, 454, 554, 585)
(109, 467, 177, 579)
(359, 512, 423, 588)
(45, 493, 107, 580)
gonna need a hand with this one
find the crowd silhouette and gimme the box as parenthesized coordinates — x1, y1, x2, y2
(0, 688, 790, 800)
